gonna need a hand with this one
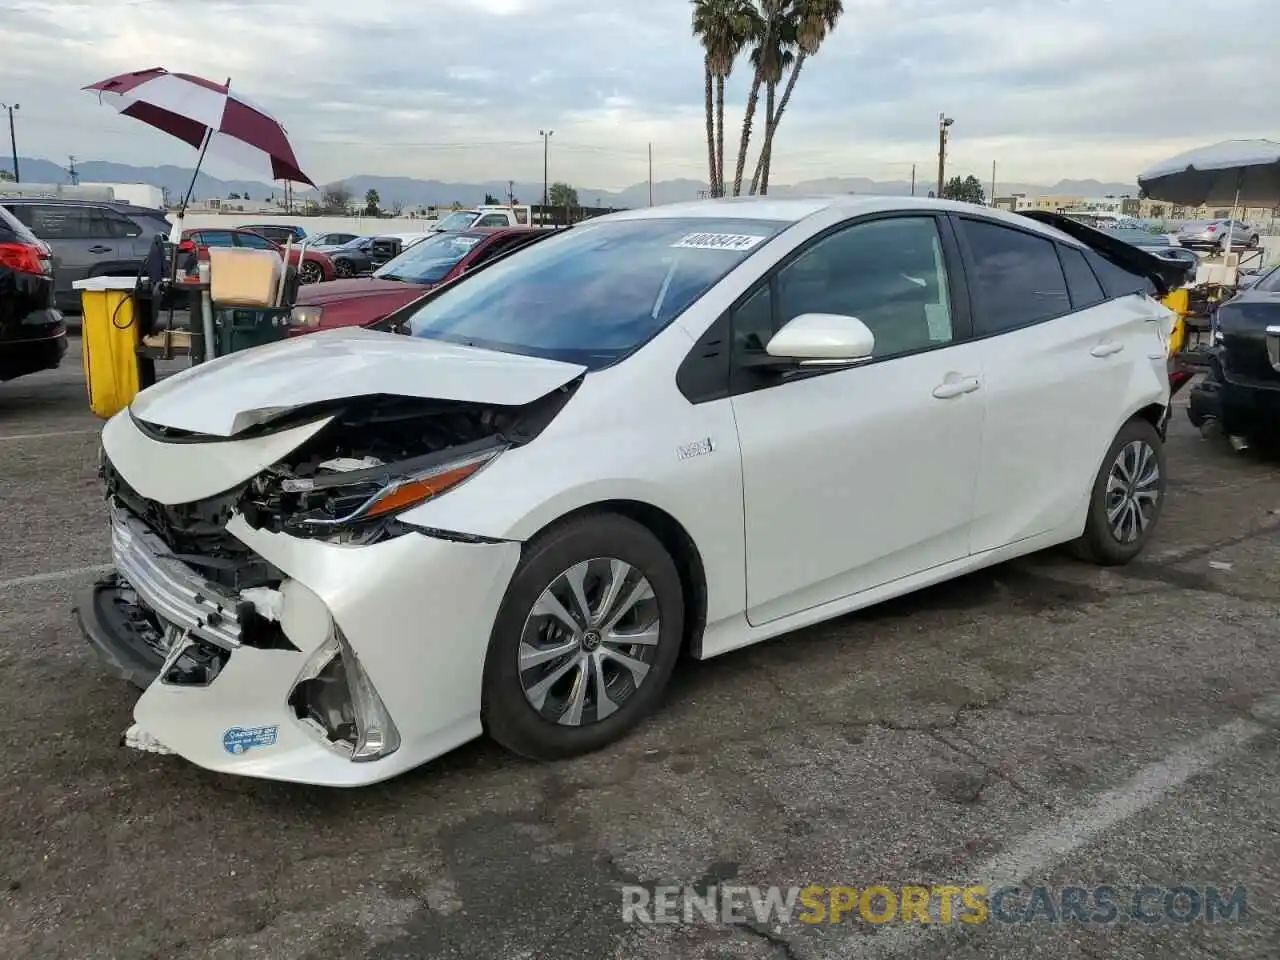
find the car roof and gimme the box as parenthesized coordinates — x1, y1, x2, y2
(597, 194, 1084, 245)
(1, 196, 168, 218)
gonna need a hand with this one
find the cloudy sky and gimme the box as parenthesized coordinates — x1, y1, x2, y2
(3, 0, 1274, 190)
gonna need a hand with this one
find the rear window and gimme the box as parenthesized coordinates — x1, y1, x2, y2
(0, 203, 38, 243)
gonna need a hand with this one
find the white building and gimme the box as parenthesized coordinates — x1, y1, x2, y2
(80, 182, 165, 208)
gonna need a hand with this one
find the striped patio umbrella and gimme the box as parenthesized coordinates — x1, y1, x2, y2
(83, 67, 314, 232)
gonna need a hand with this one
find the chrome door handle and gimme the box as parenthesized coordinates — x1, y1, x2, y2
(932, 376, 980, 399)
(1091, 341, 1124, 357)
(88, 245, 112, 254)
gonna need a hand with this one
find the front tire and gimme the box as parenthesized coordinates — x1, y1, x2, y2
(334, 259, 355, 278)
(482, 513, 685, 761)
(298, 260, 322, 284)
(1070, 417, 1167, 566)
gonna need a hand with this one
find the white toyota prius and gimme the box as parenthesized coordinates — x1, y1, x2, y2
(80, 196, 1183, 786)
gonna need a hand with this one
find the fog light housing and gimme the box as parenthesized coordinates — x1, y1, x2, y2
(289, 623, 400, 762)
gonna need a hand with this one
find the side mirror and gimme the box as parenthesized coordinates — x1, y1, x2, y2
(765, 313, 876, 366)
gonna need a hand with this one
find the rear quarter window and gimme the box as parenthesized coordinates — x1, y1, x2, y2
(1056, 244, 1106, 309)
(1083, 249, 1148, 299)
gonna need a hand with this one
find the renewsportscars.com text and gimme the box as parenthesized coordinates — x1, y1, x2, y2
(621, 884, 1248, 926)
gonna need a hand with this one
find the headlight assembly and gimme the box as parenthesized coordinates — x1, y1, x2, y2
(289, 305, 323, 328)
(245, 442, 504, 538)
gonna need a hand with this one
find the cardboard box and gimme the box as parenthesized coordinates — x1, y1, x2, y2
(209, 247, 283, 307)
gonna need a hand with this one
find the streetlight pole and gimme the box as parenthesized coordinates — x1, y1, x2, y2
(539, 129, 553, 213)
(936, 113, 953, 199)
(1, 103, 19, 182)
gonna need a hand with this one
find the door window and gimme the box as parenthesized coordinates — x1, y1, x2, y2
(1056, 244, 1106, 309)
(234, 231, 275, 249)
(958, 219, 1070, 334)
(28, 205, 113, 240)
(196, 231, 237, 247)
(734, 215, 954, 366)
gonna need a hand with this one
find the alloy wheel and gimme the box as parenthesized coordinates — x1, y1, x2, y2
(518, 557, 662, 726)
(299, 261, 322, 284)
(1105, 440, 1161, 543)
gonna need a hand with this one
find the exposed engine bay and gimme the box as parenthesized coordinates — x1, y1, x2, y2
(104, 386, 575, 591)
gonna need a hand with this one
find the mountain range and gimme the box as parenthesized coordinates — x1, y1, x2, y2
(2, 156, 1139, 209)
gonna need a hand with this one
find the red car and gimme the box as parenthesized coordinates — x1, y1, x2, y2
(178, 228, 336, 284)
(288, 227, 552, 333)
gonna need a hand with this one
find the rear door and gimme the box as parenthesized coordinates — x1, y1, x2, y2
(16, 204, 121, 306)
(955, 215, 1150, 553)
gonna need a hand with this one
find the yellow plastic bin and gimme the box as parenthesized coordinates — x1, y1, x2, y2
(72, 276, 143, 420)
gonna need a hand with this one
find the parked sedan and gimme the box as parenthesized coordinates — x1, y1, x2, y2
(307, 232, 361, 252)
(1177, 218, 1260, 252)
(328, 235, 409, 277)
(179, 228, 336, 283)
(290, 227, 552, 333)
(80, 197, 1180, 786)
(0, 203, 66, 381)
(238, 223, 309, 245)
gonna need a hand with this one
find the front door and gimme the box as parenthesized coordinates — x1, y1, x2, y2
(729, 214, 985, 626)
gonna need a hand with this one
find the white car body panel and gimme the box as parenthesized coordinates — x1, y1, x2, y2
(132, 518, 520, 786)
(86, 195, 1174, 785)
(731, 342, 987, 625)
(969, 294, 1167, 552)
(128, 326, 586, 436)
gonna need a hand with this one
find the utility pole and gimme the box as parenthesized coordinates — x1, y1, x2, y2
(648, 142, 653, 207)
(68, 155, 79, 185)
(1, 103, 19, 182)
(910, 163, 916, 196)
(507, 179, 514, 205)
(990, 160, 996, 206)
(539, 129, 553, 211)
(936, 113, 953, 199)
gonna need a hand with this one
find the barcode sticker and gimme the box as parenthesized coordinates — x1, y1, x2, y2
(671, 232, 767, 251)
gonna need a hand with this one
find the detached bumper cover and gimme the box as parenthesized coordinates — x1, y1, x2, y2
(81, 508, 522, 786)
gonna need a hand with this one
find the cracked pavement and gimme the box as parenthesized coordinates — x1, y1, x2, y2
(1, 342, 1278, 959)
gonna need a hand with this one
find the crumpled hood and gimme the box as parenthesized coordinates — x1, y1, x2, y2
(294, 277, 427, 306)
(128, 327, 586, 438)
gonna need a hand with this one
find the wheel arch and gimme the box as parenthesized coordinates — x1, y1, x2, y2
(521, 499, 709, 659)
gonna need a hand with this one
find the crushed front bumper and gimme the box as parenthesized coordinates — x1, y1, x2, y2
(79, 505, 522, 786)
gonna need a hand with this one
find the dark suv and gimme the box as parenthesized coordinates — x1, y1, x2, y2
(0, 198, 172, 313)
(0, 203, 66, 382)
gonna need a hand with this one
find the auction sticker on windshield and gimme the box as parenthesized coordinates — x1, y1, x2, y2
(671, 233, 767, 251)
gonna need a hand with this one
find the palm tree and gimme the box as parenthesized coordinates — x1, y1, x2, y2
(729, 0, 781, 197)
(745, 8, 797, 195)
(692, 0, 755, 197)
(750, 0, 844, 195)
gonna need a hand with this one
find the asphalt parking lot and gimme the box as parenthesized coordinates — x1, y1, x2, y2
(1, 339, 1278, 960)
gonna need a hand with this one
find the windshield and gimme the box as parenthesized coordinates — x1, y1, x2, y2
(403, 217, 788, 368)
(374, 232, 483, 283)
(433, 211, 478, 231)
(339, 237, 371, 250)
(1254, 265, 1280, 293)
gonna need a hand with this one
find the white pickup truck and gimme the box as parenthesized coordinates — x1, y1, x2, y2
(427, 204, 541, 232)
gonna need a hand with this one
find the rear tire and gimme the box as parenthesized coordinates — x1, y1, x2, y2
(482, 513, 685, 761)
(1070, 417, 1167, 566)
(298, 261, 322, 284)
(335, 259, 355, 278)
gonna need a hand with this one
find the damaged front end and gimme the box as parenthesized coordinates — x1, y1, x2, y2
(81, 383, 574, 779)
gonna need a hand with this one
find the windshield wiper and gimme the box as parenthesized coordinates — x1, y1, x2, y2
(379, 274, 409, 283)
